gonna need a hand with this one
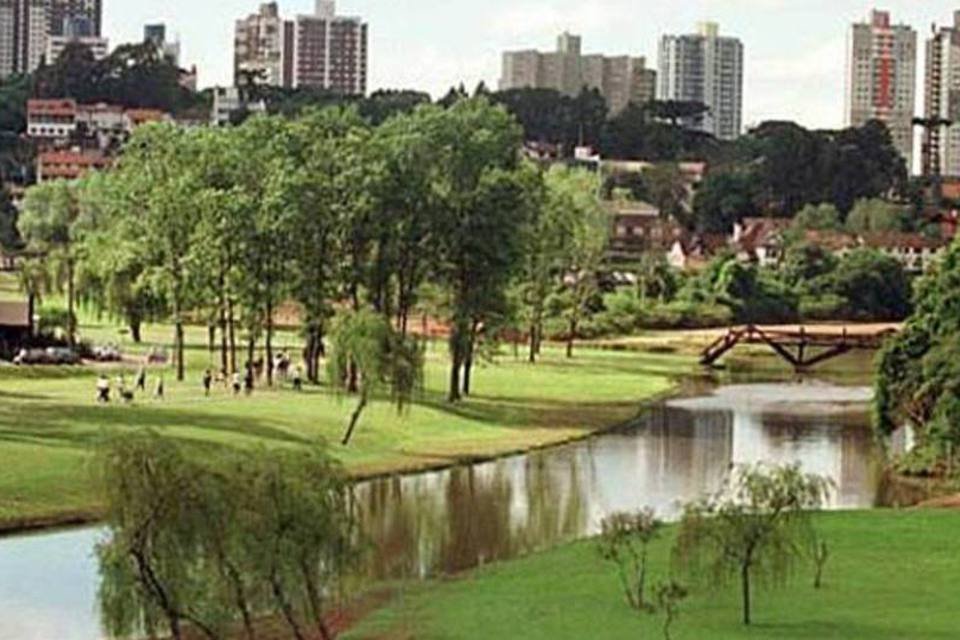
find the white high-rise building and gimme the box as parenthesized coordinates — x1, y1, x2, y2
(0, 0, 15, 78)
(846, 10, 917, 170)
(658, 22, 744, 140)
(923, 11, 960, 177)
(234, 2, 288, 87)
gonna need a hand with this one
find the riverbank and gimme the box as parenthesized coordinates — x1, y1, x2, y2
(0, 321, 695, 534)
(344, 509, 960, 639)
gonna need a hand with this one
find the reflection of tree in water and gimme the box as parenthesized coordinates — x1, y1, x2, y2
(354, 453, 589, 580)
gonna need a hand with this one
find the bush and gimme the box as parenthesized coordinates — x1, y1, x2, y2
(799, 294, 848, 321)
(36, 305, 75, 337)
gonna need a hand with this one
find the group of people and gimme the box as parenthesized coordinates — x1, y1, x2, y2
(199, 351, 304, 397)
(94, 351, 305, 404)
(95, 367, 163, 404)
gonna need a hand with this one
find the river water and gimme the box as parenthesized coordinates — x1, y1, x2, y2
(0, 381, 878, 639)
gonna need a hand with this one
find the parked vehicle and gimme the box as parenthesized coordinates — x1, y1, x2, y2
(91, 344, 122, 362)
(12, 347, 81, 365)
(147, 347, 168, 364)
(45, 347, 81, 365)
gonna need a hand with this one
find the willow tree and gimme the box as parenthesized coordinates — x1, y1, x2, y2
(327, 309, 423, 446)
(18, 179, 87, 346)
(673, 464, 831, 626)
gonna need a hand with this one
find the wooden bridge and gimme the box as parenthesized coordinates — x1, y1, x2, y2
(699, 324, 899, 371)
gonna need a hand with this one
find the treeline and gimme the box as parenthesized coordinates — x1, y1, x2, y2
(692, 121, 908, 233)
(591, 245, 912, 335)
(876, 240, 960, 477)
(16, 98, 607, 405)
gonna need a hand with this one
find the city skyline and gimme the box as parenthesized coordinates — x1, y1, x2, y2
(101, 0, 960, 132)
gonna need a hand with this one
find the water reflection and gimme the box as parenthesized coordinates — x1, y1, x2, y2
(0, 382, 879, 639)
(354, 383, 878, 580)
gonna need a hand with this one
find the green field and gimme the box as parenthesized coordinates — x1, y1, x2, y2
(345, 509, 960, 640)
(0, 315, 691, 530)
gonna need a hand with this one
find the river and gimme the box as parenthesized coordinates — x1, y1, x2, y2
(0, 380, 878, 639)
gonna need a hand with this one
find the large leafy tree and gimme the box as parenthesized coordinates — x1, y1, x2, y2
(428, 98, 533, 401)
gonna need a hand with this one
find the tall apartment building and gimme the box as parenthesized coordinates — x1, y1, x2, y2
(846, 10, 917, 170)
(233, 1, 367, 95)
(234, 2, 288, 87)
(923, 11, 960, 177)
(292, 0, 367, 94)
(145, 23, 181, 67)
(48, 0, 101, 37)
(658, 22, 744, 140)
(500, 32, 656, 114)
(0, 0, 101, 77)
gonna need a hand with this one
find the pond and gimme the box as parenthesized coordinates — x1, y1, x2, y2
(0, 381, 879, 639)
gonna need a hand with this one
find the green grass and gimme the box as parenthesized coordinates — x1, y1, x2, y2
(0, 314, 691, 528)
(345, 509, 960, 640)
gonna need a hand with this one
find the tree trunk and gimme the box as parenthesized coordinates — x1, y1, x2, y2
(566, 318, 577, 359)
(227, 298, 237, 374)
(528, 323, 538, 363)
(463, 320, 479, 397)
(173, 292, 185, 382)
(129, 317, 142, 343)
(207, 324, 215, 356)
(341, 393, 368, 445)
(219, 304, 228, 374)
(66, 258, 76, 348)
(266, 299, 274, 387)
(448, 347, 462, 403)
(741, 562, 751, 625)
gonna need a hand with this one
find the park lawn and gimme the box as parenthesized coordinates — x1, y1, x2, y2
(0, 318, 691, 529)
(345, 509, 960, 640)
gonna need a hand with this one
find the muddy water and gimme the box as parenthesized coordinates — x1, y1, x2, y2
(0, 382, 878, 639)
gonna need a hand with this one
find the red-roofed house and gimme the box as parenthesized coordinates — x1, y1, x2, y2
(37, 150, 111, 183)
(27, 99, 78, 141)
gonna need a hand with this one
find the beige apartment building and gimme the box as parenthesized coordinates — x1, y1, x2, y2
(500, 32, 656, 114)
(846, 10, 917, 170)
(234, 1, 367, 95)
(923, 11, 960, 177)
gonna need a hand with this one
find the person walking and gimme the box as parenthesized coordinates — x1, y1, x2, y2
(292, 365, 303, 392)
(232, 371, 242, 395)
(96, 375, 111, 403)
(202, 369, 213, 396)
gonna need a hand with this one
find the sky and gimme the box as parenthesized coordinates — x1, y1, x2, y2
(104, 1, 960, 131)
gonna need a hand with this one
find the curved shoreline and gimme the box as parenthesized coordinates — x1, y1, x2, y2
(0, 382, 690, 538)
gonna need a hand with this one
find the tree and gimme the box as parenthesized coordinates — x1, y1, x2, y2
(792, 203, 842, 231)
(845, 198, 910, 233)
(644, 163, 689, 224)
(95, 432, 361, 640)
(653, 581, 689, 640)
(95, 433, 223, 640)
(597, 509, 663, 611)
(18, 180, 88, 346)
(107, 123, 204, 380)
(874, 241, 960, 468)
(816, 248, 911, 321)
(692, 172, 760, 233)
(326, 309, 423, 446)
(429, 98, 533, 401)
(549, 169, 608, 358)
(673, 464, 831, 625)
